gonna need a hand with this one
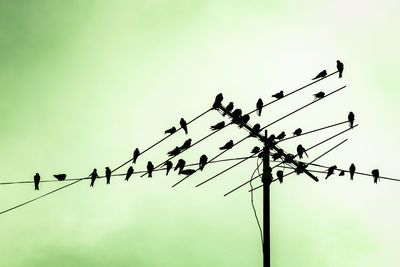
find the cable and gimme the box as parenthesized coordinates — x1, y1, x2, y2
(250, 159, 264, 251)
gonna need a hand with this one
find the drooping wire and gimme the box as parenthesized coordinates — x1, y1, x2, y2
(251, 158, 264, 252)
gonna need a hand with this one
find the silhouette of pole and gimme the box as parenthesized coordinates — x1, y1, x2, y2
(262, 130, 271, 267)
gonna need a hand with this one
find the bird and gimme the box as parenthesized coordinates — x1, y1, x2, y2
(164, 127, 176, 135)
(133, 148, 140, 164)
(251, 146, 260, 154)
(256, 98, 263, 116)
(174, 159, 186, 174)
(220, 140, 234, 150)
(210, 121, 225, 131)
(313, 91, 325, 99)
(89, 169, 99, 187)
(250, 123, 261, 136)
(348, 112, 355, 129)
(293, 128, 302, 136)
(283, 153, 296, 163)
(34, 173, 40, 190)
(147, 161, 154, 178)
(212, 93, 223, 109)
(371, 169, 380, 184)
(339, 170, 345, 176)
(295, 162, 307, 174)
(267, 134, 276, 145)
(231, 109, 243, 124)
(325, 165, 337, 179)
(276, 131, 286, 140)
(180, 138, 192, 151)
(238, 114, 250, 128)
(168, 146, 181, 157)
(199, 154, 208, 171)
(296, 144, 308, 159)
(223, 102, 234, 116)
(349, 163, 356, 180)
(180, 118, 188, 134)
(276, 170, 283, 184)
(53, 174, 67, 181)
(272, 90, 284, 99)
(165, 160, 173, 176)
(126, 166, 134, 181)
(105, 167, 111, 184)
(181, 169, 196, 176)
(272, 149, 284, 161)
(337, 60, 344, 78)
(312, 70, 327, 80)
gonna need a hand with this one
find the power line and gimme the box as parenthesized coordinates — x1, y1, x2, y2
(250, 159, 264, 251)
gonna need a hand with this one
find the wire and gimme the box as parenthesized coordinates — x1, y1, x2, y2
(250, 159, 264, 251)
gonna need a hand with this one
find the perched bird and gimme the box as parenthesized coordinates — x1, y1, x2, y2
(256, 98, 263, 116)
(283, 153, 296, 163)
(180, 138, 192, 151)
(133, 148, 140, 164)
(181, 169, 196, 176)
(276, 170, 284, 184)
(272, 90, 284, 99)
(164, 126, 176, 135)
(258, 152, 264, 158)
(313, 91, 325, 99)
(126, 166, 134, 181)
(348, 112, 355, 129)
(267, 134, 276, 146)
(337, 60, 344, 78)
(312, 70, 327, 80)
(223, 102, 234, 116)
(325, 165, 337, 179)
(276, 131, 286, 140)
(147, 161, 154, 178)
(250, 123, 261, 136)
(272, 149, 284, 161)
(53, 174, 67, 181)
(349, 163, 356, 180)
(339, 170, 345, 176)
(89, 169, 99, 187)
(105, 167, 111, 184)
(295, 162, 307, 174)
(251, 146, 260, 154)
(371, 169, 380, 184)
(180, 118, 188, 134)
(168, 146, 181, 157)
(199, 154, 208, 171)
(238, 114, 250, 128)
(296, 144, 308, 159)
(231, 109, 243, 124)
(210, 121, 225, 131)
(293, 128, 302, 136)
(220, 140, 234, 150)
(212, 93, 223, 109)
(174, 159, 186, 174)
(165, 160, 173, 176)
(34, 173, 40, 190)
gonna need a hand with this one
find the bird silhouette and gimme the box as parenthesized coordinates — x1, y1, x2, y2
(349, 163, 356, 180)
(53, 174, 67, 181)
(337, 60, 344, 78)
(180, 138, 192, 151)
(251, 146, 260, 154)
(371, 169, 379, 184)
(276, 131, 286, 140)
(293, 128, 302, 136)
(34, 173, 40, 190)
(312, 70, 327, 80)
(238, 114, 250, 128)
(105, 167, 111, 184)
(276, 170, 283, 183)
(296, 144, 308, 159)
(147, 161, 154, 178)
(220, 140, 234, 150)
(168, 146, 181, 157)
(339, 170, 345, 176)
(256, 98, 263, 116)
(267, 134, 276, 146)
(272, 149, 284, 161)
(199, 154, 208, 171)
(223, 102, 234, 116)
(180, 118, 188, 134)
(231, 109, 243, 124)
(133, 148, 140, 164)
(313, 91, 325, 99)
(295, 162, 307, 174)
(210, 121, 225, 131)
(89, 169, 99, 187)
(181, 169, 196, 176)
(283, 153, 296, 163)
(272, 90, 284, 99)
(250, 123, 261, 136)
(174, 159, 186, 174)
(165, 160, 173, 176)
(325, 165, 337, 179)
(164, 127, 176, 135)
(126, 166, 134, 181)
(348, 112, 355, 129)
(212, 93, 223, 109)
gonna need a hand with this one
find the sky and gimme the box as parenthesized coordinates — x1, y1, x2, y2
(0, 0, 399, 266)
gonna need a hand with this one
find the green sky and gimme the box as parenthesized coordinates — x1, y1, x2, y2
(0, 1, 399, 266)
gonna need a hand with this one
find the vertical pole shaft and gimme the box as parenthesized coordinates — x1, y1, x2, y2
(263, 130, 270, 267)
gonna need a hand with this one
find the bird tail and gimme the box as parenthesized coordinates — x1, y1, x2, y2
(35, 186, 39, 190)
(258, 110, 261, 116)
(148, 173, 152, 178)
(339, 73, 343, 78)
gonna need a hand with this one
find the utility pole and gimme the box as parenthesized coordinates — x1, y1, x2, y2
(262, 129, 271, 267)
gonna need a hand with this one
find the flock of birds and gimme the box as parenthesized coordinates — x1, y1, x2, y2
(31, 59, 381, 191)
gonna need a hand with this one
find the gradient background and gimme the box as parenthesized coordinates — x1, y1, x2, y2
(0, 1, 399, 266)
